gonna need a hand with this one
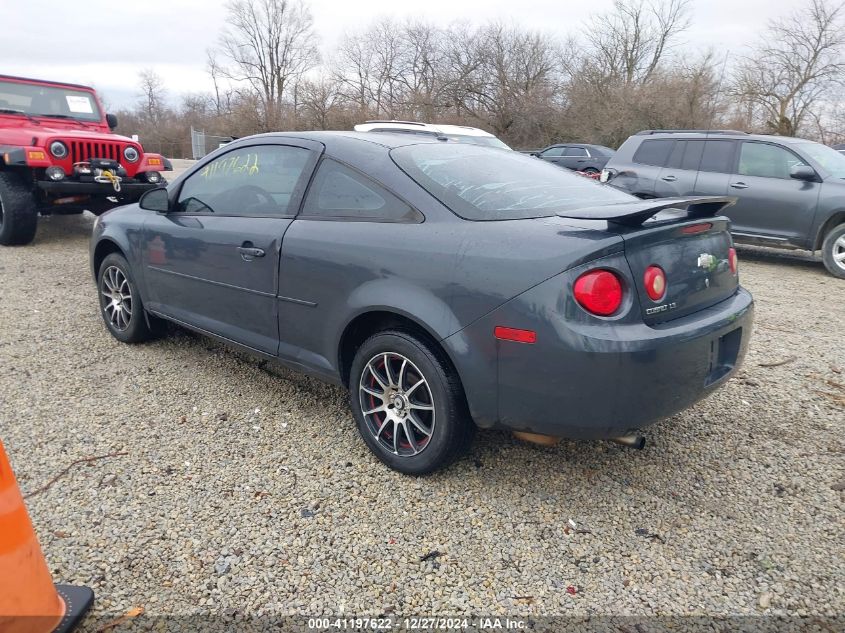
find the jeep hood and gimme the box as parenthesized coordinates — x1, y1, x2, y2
(0, 117, 126, 146)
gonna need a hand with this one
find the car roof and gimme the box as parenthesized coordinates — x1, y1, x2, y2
(354, 121, 496, 138)
(634, 131, 808, 145)
(247, 130, 447, 149)
(546, 143, 613, 150)
(0, 73, 95, 91)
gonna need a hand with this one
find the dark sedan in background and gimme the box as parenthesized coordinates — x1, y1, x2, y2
(532, 143, 616, 173)
(90, 132, 753, 474)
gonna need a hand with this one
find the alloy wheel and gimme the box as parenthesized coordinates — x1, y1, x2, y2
(359, 352, 436, 457)
(833, 235, 845, 272)
(101, 266, 133, 331)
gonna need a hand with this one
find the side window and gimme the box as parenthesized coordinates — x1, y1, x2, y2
(563, 147, 588, 157)
(177, 145, 311, 216)
(632, 140, 673, 167)
(542, 147, 564, 157)
(301, 159, 419, 222)
(681, 140, 705, 171)
(699, 140, 735, 173)
(666, 140, 686, 169)
(738, 142, 805, 179)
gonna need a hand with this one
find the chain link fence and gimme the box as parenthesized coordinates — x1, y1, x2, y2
(190, 127, 236, 159)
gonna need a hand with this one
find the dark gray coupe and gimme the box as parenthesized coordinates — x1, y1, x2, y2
(90, 132, 753, 474)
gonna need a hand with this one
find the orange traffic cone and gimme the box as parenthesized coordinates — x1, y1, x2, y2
(0, 439, 93, 633)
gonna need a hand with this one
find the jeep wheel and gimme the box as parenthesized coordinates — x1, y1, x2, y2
(0, 171, 38, 245)
(821, 223, 845, 279)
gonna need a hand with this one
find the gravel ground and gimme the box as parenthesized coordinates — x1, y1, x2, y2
(0, 216, 842, 629)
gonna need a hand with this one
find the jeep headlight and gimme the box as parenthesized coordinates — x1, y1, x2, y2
(49, 141, 68, 159)
(124, 146, 139, 163)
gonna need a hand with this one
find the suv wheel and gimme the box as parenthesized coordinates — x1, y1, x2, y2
(97, 253, 162, 343)
(0, 171, 38, 245)
(821, 223, 845, 279)
(349, 331, 475, 475)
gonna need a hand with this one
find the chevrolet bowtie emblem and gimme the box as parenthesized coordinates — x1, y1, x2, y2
(697, 253, 716, 270)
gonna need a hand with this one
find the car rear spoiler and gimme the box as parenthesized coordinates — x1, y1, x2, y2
(556, 196, 736, 227)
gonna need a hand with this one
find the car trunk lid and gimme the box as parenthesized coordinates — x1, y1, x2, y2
(557, 197, 739, 325)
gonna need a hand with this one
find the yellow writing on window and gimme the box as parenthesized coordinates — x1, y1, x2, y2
(200, 153, 260, 179)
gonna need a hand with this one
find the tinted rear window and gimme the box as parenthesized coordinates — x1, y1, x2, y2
(391, 143, 634, 221)
(633, 140, 673, 166)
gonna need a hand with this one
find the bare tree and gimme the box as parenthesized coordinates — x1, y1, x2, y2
(299, 75, 345, 129)
(584, 0, 691, 85)
(137, 69, 167, 123)
(732, 0, 845, 136)
(217, 0, 319, 128)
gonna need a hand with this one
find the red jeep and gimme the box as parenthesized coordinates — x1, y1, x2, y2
(0, 75, 171, 245)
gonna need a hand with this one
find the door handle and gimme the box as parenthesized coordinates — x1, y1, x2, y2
(730, 182, 749, 189)
(238, 243, 265, 260)
(661, 175, 677, 182)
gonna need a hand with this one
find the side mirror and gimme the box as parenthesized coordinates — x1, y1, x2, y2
(139, 187, 169, 213)
(790, 164, 817, 181)
(530, 152, 540, 158)
(106, 113, 118, 130)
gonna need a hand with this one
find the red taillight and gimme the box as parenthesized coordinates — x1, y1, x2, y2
(573, 270, 623, 316)
(728, 247, 738, 275)
(643, 265, 666, 301)
(680, 223, 713, 235)
(494, 326, 537, 344)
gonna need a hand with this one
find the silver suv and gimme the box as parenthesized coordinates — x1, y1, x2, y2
(602, 130, 845, 278)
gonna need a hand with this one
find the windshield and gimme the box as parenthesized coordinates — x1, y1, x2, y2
(795, 142, 845, 178)
(391, 143, 634, 221)
(0, 80, 102, 122)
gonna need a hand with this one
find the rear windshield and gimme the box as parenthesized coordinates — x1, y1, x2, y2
(444, 134, 511, 150)
(391, 143, 634, 221)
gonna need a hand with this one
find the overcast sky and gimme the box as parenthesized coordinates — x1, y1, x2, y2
(0, 0, 794, 110)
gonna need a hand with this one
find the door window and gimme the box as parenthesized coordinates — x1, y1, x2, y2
(698, 140, 735, 173)
(681, 141, 706, 170)
(301, 159, 419, 222)
(665, 141, 686, 169)
(563, 147, 588, 157)
(738, 142, 805, 179)
(541, 147, 564, 157)
(632, 140, 673, 166)
(177, 145, 311, 216)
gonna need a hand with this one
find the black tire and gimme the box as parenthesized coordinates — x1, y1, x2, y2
(581, 167, 599, 174)
(821, 223, 845, 279)
(349, 330, 475, 475)
(0, 171, 38, 245)
(97, 253, 161, 343)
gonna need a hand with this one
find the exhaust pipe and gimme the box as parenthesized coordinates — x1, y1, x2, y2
(611, 434, 646, 450)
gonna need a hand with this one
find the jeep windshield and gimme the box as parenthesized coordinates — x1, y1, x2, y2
(795, 142, 845, 179)
(0, 80, 102, 122)
(391, 142, 633, 221)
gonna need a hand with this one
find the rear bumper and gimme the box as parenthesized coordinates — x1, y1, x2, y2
(36, 180, 158, 201)
(448, 284, 754, 439)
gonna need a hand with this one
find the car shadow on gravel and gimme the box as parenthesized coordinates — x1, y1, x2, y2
(735, 244, 826, 274)
(32, 213, 96, 245)
(165, 323, 708, 490)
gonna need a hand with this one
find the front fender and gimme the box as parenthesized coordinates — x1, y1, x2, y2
(136, 153, 172, 173)
(89, 207, 147, 297)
